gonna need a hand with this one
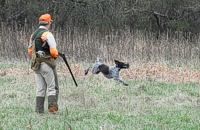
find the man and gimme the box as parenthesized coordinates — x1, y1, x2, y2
(28, 14, 59, 114)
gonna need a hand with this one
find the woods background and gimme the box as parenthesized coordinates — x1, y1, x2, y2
(0, 0, 200, 64)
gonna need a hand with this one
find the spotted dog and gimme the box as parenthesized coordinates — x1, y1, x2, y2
(85, 57, 129, 86)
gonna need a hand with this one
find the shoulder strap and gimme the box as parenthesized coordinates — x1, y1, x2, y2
(31, 29, 48, 54)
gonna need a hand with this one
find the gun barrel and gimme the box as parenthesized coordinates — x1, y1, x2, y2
(59, 52, 78, 87)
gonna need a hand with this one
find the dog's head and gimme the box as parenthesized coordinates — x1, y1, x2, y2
(114, 60, 129, 70)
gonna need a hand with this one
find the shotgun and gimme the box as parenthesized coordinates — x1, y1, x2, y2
(42, 42, 78, 86)
(58, 52, 78, 87)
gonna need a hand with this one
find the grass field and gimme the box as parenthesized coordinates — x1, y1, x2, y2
(1, 61, 200, 130)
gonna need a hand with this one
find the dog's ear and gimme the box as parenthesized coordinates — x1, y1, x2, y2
(114, 60, 119, 64)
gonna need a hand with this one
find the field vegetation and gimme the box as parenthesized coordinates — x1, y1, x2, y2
(1, 27, 200, 129)
(1, 60, 200, 129)
(1, 0, 200, 129)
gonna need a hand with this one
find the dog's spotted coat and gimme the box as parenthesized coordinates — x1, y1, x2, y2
(85, 57, 129, 86)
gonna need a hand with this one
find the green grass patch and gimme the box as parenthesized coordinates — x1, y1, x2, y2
(1, 68, 200, 129)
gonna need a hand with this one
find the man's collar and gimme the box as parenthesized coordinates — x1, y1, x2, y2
(39, 26, 48, 30)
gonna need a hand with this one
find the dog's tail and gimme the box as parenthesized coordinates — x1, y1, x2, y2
(96, 55, 100, 62)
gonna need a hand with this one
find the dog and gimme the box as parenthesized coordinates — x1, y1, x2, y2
(84, 57, 129, 86)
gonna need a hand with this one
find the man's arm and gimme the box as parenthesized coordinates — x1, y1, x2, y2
(28, 35, 33, 55)
(42, 32, 58, 58)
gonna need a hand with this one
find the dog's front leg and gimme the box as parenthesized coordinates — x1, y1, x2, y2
(114, 78, 129, 86)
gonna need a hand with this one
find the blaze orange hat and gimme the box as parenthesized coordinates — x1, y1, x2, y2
(39, 14, 53, 25)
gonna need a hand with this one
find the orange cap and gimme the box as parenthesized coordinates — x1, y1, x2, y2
(39, 14, 53, 24)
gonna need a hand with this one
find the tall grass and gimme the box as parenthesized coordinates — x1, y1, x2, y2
(1, 23, 200, 66)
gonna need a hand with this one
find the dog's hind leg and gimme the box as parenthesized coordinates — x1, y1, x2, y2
(96, 56, 100, 62)
(85, 65, 101, 75)
(91, 61, 102, 74)
(84, 66, 92, 75)
(85, 59, 102, 75)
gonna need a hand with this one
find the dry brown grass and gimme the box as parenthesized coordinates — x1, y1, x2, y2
(0, 25, 200, 65)
(123, 62, 200, 83)
(3, 60, 200, 84)
(1, 24, 200, 85)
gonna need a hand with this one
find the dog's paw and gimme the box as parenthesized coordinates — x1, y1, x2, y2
(123, 83, 129, 86)
(84, 69, 88, 75)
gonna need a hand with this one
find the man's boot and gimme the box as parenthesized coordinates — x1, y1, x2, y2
(48, 95, 58, 114)
(56, 92, 59, 102)
(35, 97, 45, 114)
